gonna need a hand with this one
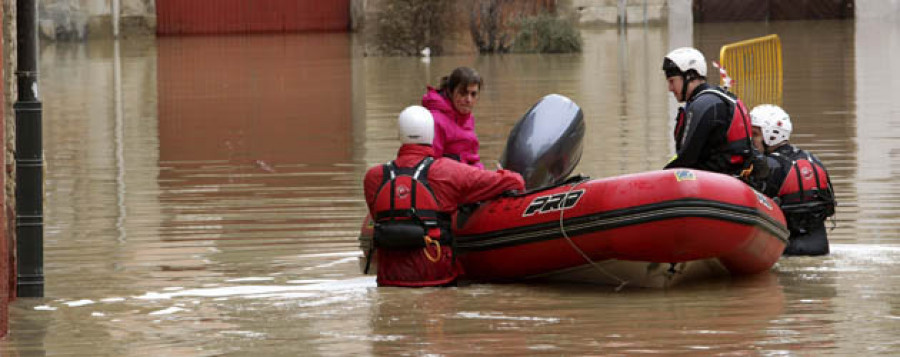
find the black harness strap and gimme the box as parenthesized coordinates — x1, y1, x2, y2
(792, 158, 804, 199)
(368, 157, 445, 273)
(366, 161, 397, 274)
(771, 152, 792, 200)
(414, 157, 435, 225)
(805, 152, 837, 229)
(375, 210, 451, 221)
(387, 161, 397, 223)
(807, 152, 823, 201)
(377, 157, 442, 223)
(409, 157, 428, 223)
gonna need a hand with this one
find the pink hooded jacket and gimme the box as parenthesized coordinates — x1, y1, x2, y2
(421, 87, 484, 169)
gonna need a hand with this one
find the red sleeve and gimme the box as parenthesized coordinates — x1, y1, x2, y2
(459, 168, 525, 203)
(429, 159, 525, 210)
(363, 165, 384, 215)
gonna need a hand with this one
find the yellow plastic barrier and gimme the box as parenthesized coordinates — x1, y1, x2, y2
(719, 34, 783, 109)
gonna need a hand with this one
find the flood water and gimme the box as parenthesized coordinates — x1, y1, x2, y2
(2, 18, 899, 356)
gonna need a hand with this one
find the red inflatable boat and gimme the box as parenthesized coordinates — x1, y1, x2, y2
(360, 168, 788, 288)
(358, 94, 788, 288)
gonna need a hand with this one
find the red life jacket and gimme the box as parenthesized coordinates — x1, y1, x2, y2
(771, 148, 837, 233)
(369, 157, 459, 287)
(772, 149, 835, 205)
(696, 88, 754, 168)
(673, 88, 758, 178)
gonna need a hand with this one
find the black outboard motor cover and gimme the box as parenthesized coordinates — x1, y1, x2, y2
(500, 94, 585, 190)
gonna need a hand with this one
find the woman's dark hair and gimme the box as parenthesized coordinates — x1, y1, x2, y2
(438, 67, 483, 97)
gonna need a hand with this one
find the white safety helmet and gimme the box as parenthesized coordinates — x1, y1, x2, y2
(663, 47, 708, 78)
(750, 104, 792, 147)
(397, 105, 434, 145)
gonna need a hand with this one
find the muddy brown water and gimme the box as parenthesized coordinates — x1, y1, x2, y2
(1, 19, 899, 356)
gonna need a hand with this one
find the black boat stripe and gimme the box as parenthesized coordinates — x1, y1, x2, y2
(456, 198, 789, 251)
(458, 207, 786, 250)
(459, 199, 785, 241)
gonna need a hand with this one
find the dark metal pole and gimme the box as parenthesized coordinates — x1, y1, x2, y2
(15, 0, 44, 297)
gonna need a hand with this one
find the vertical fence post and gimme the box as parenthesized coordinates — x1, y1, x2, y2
(15, 0, 43, 298)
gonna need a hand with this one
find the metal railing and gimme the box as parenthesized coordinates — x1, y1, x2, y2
(719, 34, 783, 109)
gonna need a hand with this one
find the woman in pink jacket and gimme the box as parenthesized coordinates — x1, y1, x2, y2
(421, 67, 485, 169)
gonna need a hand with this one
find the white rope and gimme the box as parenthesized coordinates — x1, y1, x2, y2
(558, 177, 629, 292)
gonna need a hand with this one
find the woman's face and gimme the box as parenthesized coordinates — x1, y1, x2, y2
(451, 83, 480, 115)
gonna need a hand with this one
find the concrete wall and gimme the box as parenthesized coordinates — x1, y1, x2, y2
(38, 0, 155, 40)
(667, 0, 691, 155)
(856, 0, 900, 19)
(34, 0, 892, 40)
(561, 0, 668, 26)
(352, 0, 669, 31)
(34, 0, 674, 41)
(120, 0, 156, 35)
(854, 0, 900, 244)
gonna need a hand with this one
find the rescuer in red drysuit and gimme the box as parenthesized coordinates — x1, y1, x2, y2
(363, 106, 524, 287)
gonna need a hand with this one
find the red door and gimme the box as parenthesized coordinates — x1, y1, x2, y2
(157, 0, 350, 35)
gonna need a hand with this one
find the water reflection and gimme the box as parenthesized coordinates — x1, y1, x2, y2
(368, 274, 787, 354)
(154, 34, 360, 284)
(855, 18, 900, 243)
(2, 19, 899, 356)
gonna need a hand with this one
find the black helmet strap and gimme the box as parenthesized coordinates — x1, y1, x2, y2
(680, 73, 690, 102)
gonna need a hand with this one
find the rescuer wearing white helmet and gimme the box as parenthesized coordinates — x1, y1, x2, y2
(749, 104, 836, 256)
(362, 106, 524, 287)
(749, 104, 793, 153)
(662, 47, 708, 103)
(397, 105, 435, 145)
(662, 47, 768, 186)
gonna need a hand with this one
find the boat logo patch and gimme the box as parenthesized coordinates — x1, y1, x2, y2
(523, 189, 585, 217)
(674, 170, 696, 182)
(755, 191, 773, 210)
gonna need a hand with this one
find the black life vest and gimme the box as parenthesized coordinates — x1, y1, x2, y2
(674, 87, 766, 181)
(771, 147, 837, 233)
(370, 157, 451, 250)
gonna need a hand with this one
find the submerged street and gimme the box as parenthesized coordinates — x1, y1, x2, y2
(1, 18, 899, 355)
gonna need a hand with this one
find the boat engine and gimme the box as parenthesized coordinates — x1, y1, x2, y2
(499, 94, 585, 190)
